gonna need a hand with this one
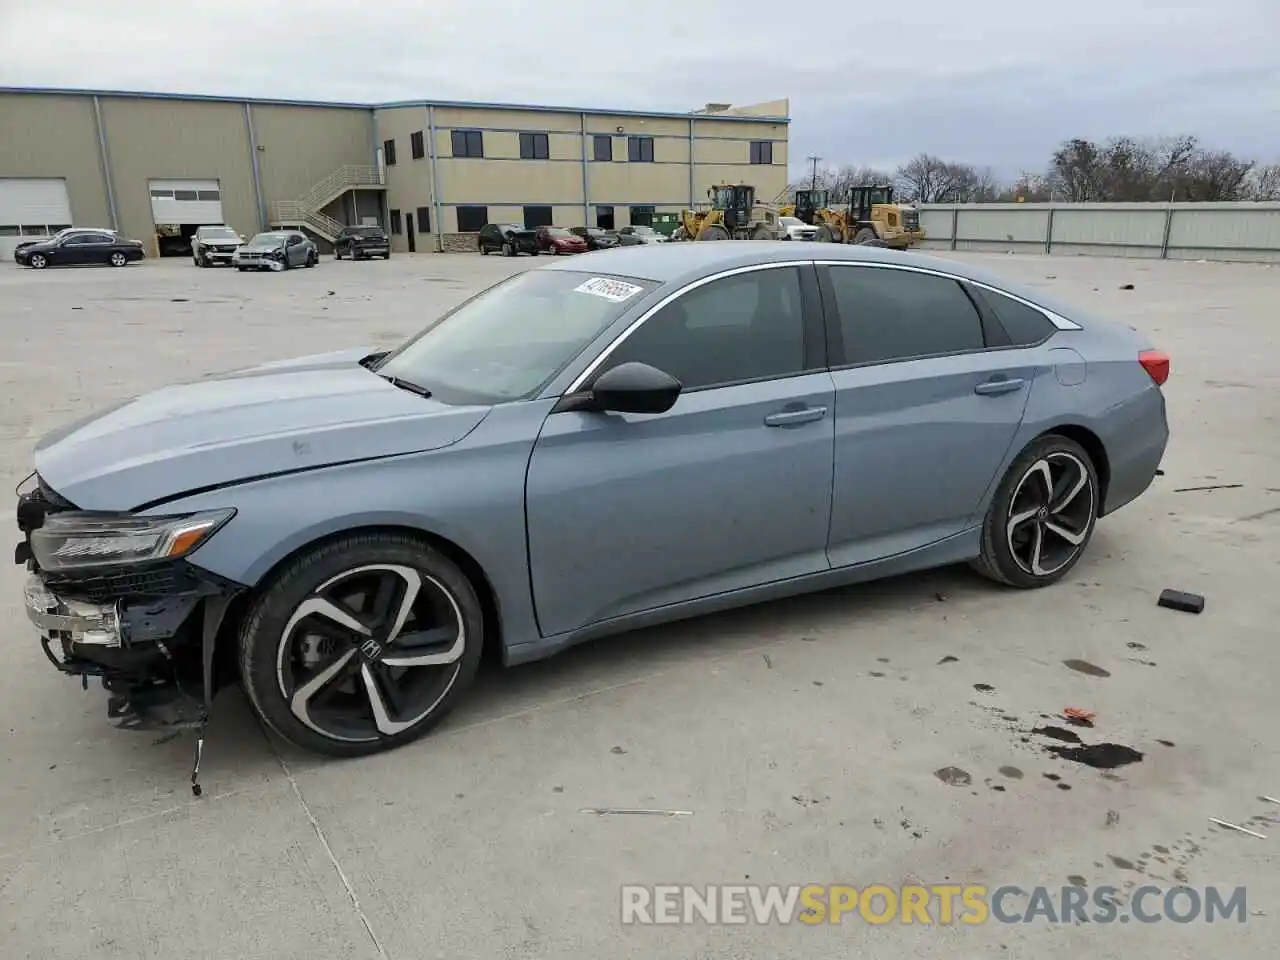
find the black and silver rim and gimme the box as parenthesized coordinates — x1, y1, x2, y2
(1006, 452, 1094, 577)
(110, 252, 126, 266)
(275, 563, 467, 743)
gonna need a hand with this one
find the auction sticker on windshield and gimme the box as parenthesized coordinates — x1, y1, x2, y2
(574, 277, 644, 303)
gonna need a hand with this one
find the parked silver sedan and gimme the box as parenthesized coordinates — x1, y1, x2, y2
(233, 230, 317, 271)
(17, 243, 1169, 764)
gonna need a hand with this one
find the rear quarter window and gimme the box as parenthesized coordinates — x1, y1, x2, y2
(970, 287, 1058, 346)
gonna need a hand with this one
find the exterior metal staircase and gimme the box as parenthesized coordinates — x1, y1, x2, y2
(268, 164, 384, 241)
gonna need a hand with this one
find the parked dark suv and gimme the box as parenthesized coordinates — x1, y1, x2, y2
(477, 223, 539, 257)
(334, 225, 391, 260)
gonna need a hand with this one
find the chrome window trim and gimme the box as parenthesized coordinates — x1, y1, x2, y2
(565, 260, 812, 393)
(812, 259, 1082, 331)
(567, 257, 1081, 394)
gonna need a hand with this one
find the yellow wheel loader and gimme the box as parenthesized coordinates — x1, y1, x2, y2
(844, 184, 925, 249)
(671, 184, 782, 241)
(780, 188, 849, 242)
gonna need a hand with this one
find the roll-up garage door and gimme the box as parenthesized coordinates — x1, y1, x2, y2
(148, 179, 224, 225)
(0, 178, 72, 260)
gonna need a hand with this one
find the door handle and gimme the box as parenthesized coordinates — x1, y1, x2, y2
(764, 405, 828, 427)
(974, 377, 1026, 396)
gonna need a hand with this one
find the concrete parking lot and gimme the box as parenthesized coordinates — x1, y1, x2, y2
(2, 250, 1278, 959)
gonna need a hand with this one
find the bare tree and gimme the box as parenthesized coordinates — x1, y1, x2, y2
(895, 154, 972, 203)
(1050, 139, 1105, 201)
(1245, 163, 1280, 200)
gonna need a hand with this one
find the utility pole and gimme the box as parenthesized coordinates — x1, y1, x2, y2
(806, 155, 821, 190)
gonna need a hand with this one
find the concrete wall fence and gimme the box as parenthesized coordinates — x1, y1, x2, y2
(917, 202, 1280, 263)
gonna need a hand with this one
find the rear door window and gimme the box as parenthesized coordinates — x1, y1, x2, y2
(826, 265, 985, 365)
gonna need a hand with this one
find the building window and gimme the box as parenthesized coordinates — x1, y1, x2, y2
(415, 206, 432, 232)
(389, 209, 403, 234)
(750, 141, 774, 165)
(629, 205, 655, 227)
(627, 136, 654, 163)
(519, 132, 550, 160)
(523, 205, 553, 229)
(593, 135, 613, 162)
(456, 206, 489, 232)
(149, 189, 173, 198)
(451, 129, 484, 158)
(595, 205, 615, 229)
(383, 138, 397, 166)
(173, 189, 199, 201)
(410, 131, 425, 160)
(196, 189, 220, 201)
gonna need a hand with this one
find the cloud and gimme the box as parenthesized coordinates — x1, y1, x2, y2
(1, 0, 1277, 180)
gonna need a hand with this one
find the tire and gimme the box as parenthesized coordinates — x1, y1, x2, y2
(109, 251, 128, 267)
(697, 225, 730, 241)
(751, 224, 772, 240)
(306, 252, 317, 268)
(502, 242, 514, 257)
(480, 243, 488, 255)
(816, 224, 833, 243)
(28, 254, 47, 269)
(829, 226, 845, 244)
(853, 227, 878, 245)
(238, 266, 248, 272)
(238, 531, 485, 758)
(335, 247, 344, 260)
(970, 434, 1099, 589)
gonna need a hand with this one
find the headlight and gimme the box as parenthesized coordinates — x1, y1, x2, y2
(30, 509, 235, 571)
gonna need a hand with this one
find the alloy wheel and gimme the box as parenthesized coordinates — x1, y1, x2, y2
(275, 563, 467, 743)
(110, 252, 127, 267)
(1005, 452, 1095, 577)
(30, 254, 47, 269)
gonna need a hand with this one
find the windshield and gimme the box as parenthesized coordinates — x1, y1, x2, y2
(780, 217, 803, 227)
(632, 226, 656, 235)
(547, 228, 573, 237)
(375, 269, 655, 405)
(350, 226, 385, 236)
(249, 232, 287, 245)
(203, 227, 239, 239)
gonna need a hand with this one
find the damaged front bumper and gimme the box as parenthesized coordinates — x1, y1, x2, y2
(15, 479, 244, 734)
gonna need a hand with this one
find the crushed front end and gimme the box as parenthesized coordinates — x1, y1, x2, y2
(15, 475, 244, 747)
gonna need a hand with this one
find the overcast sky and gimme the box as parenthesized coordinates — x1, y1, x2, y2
(1, 0, 1277, 180)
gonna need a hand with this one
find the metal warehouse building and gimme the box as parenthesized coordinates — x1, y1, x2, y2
(0, 87, 789, 259)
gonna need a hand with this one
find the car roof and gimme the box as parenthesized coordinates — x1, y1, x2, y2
(536, 242, 1084, 317)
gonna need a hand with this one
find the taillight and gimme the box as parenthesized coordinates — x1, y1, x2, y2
(1139, 350, 1170, 386)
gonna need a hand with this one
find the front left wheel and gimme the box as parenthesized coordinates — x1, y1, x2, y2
(238, 532, 485, 757)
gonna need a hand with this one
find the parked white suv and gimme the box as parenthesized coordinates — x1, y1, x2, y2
(778, 216, 820, 241)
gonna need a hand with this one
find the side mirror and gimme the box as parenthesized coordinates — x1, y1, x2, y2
(563, 362, 681, 415)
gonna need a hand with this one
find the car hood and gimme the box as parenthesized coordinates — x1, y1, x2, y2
(201, 236, 242, 246)
(240, 239, 286, 252)
(33, 347, 491, 511)
(18, 240, 55, 253)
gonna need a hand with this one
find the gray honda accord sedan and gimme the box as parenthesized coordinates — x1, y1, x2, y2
(16, 244, 1169, 764)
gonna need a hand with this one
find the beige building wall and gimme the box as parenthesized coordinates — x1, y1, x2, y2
(409, 100, 789, 244)
(0, 90, 788, 256)
(374, 105, 434, 252)
(250, 104, 374, 203)
(98, 96, 258, 247)
(0, 93, 111, 227)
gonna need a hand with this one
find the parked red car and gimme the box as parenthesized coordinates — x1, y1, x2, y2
(535, 226, 588, 255)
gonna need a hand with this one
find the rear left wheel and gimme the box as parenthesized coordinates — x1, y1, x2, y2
(971, 435, 1099, 589)
(239, 532, 485, 757)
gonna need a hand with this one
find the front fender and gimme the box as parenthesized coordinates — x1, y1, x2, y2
(146, 400, 557, 652)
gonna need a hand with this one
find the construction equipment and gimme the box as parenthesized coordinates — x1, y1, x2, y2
(780, 188, 849, 242)
(672, 184, 782, 241)
(844, 184, 924, 249)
